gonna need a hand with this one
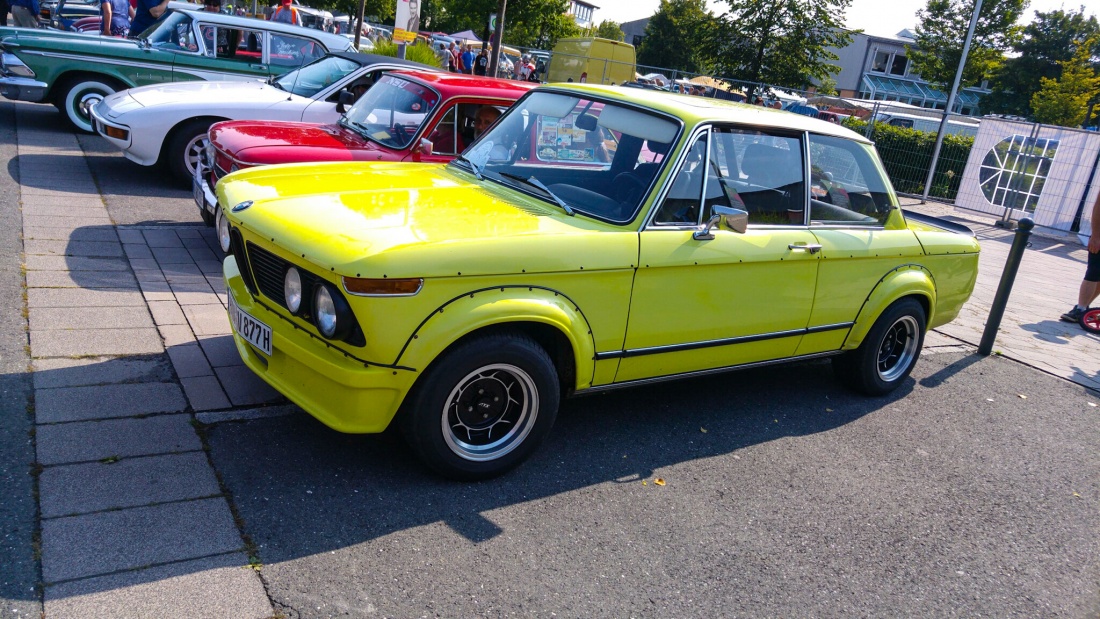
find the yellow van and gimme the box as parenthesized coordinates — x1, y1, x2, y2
(547, 37, 636, 85)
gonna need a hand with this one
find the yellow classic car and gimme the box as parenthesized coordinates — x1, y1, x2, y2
(216, 84, 980, 480)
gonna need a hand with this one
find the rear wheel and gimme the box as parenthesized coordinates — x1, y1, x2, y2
(834, 298, 926, 395)
(165, 119, 215, 184)
(58, 76, 120, 133)
(399, 332, 559, 480)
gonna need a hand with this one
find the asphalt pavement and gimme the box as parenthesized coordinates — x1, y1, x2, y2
(0, 98, 1098, 618)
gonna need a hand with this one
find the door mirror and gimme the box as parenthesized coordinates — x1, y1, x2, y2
(693, 205, 748, 240)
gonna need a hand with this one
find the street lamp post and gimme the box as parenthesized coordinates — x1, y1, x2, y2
(921, 0, 983, 204)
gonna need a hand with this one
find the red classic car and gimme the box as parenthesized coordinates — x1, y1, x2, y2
(195, 70, 537, 220)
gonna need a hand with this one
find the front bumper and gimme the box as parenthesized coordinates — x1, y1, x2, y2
(0, 76, 48, 102)
(193, 163, 217, 220)
(224, 255, 417, 434)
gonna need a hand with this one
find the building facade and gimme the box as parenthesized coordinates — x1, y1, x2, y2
(568, 0, 598, 27)
(826, 30, 988, 116)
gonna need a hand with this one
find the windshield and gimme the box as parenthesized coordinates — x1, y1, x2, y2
(342, 75, 439, 150)
(272, 55, 360, 98)
(143, 12, 198, 51)
(454, 91, 680, 223)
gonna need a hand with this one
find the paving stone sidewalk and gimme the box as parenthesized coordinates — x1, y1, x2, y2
(17, 109, 275, 618)
(901, 198, 1100, 392)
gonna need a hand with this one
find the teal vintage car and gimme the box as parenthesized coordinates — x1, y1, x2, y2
(0, 8, 353, 131)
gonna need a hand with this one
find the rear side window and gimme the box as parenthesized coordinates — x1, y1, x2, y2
(808, 134, 893, 225)
(270, 34, 326, 67)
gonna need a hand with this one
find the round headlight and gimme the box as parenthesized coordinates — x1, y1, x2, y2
(284, 267, 302, 314)
(312, 283, 354, 340)
(217, 208, 231, 253)
(314, 284, 338, 338)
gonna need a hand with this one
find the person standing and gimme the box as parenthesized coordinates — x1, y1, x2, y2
(271, 0, 301, 26)
(129, 0, 169, 36)
(101, 0, 132, 36)
(460, 44, 474, 75)
(473, 47, 488, 76)
(1062, 192, 1100, 324)
(8, 0, 39, 27)
(446, 42, 458, 72)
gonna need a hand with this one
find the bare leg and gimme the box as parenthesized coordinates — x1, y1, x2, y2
(1078, 279, 1100, 308)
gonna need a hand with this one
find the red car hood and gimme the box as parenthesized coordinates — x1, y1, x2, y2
(210, 120, 404, 166)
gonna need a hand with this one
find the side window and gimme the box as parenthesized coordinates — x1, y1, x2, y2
(199, 26, 260, 61)
(808, 134, 892, 225)
(654, 133, 706, 225)
(714, 128, 805, 225)
(429, 106, 460, 155)
(270, 34, 325, 67)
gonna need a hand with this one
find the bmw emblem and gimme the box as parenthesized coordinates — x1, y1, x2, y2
(231, 201, 253, 213)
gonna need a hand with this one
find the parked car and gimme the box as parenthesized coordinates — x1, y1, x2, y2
(0, 7, 354, 132)
(42, 0, 102, 30)
(92, 52, 431, 191)
(213, 84, 981, 479)
(197, 70, 535, 223)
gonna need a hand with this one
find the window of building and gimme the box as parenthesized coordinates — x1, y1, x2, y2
(872, 51, 889, 73)
(889, 54, 908, 76)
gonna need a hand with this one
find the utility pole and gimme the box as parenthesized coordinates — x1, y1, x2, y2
(488, 0, 507, 77)
(921, 0, 983, 203)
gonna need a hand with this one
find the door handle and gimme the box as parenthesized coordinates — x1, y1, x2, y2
(251, 64, 268, 70)
(788, 243, 823, 254)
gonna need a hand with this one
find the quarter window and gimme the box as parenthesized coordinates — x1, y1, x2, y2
(808, 134, 894, 225)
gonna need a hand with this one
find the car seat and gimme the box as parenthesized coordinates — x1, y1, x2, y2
(738, 143, 803, 220)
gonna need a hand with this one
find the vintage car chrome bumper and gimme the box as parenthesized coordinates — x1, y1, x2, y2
(0, 76, 48, 102)
(193, 163, 217, 220)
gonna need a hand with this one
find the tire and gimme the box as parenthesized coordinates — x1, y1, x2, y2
(833, 297, 926, 395)
(399, 332, 560, 481)
(165, 119, 215, 184)
(58, 76, 120, 133)
(1080, 308, 1100, 334)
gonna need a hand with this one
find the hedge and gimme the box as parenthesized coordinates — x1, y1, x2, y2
(843, 118, 975, 202)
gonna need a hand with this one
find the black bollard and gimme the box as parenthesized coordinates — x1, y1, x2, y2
(978, 217, 1034, 356)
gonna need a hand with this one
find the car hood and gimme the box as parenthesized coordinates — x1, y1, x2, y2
(217, 162, 637, 279)
(123, 79, 282, 109)
(211, 120, 383, 165)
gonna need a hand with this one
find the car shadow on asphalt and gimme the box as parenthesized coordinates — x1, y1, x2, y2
(202, 360, 914, 553)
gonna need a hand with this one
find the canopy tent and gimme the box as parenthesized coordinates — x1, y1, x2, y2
(449, 30, 482, 42)
(689, 75, 731, 91)
(641, 73, 670, 86)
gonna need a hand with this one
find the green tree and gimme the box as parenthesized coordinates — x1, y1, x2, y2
(636, 0, 712, 74)
(984, 8, 1100, 117)
(582, 19, 624, 41)
(703, 0, 852, 100)
(908, 0, 1027, 92)
(504, 0, 581, 48)
(1030, 35, 1100, 126)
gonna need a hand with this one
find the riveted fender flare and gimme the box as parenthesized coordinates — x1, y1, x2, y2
(394, 286, 597, 390)
(844, 264, 936, 350)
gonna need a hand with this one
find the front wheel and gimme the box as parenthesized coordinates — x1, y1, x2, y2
(399, 332, 560, 480)
(165, 119, 214, 184)
(834, 298, 926, 395)
(1080, 307, 1100, 334)
(59, 77, 119, 133)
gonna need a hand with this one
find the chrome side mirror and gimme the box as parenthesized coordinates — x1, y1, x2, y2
(693, 205, 748, 240)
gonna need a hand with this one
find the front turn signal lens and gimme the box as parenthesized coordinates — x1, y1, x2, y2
(103, 125, 129, 141)
(342, 277, 423, 296)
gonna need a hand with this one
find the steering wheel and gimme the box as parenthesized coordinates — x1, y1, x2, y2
(612, 172, 647, 206)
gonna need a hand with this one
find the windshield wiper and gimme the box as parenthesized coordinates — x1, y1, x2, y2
(499, 172, 573, 216)
(454, 154, 483, 180)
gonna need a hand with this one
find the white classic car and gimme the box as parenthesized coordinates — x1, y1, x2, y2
(90, 51, 434, 185)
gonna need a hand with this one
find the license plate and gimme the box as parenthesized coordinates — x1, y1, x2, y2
(229, 296, 271, 356)
(192, 173, 204, 208)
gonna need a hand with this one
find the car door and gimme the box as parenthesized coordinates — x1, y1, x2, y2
(616, 126, 822, 383)
(172, 20, 270, 82)
(800, 133, 926, 354)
